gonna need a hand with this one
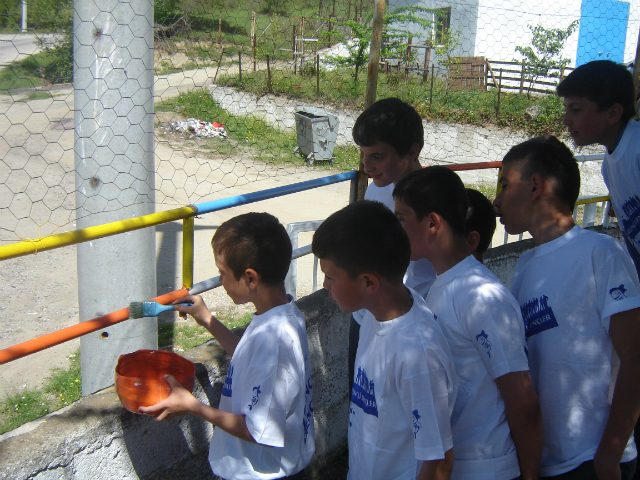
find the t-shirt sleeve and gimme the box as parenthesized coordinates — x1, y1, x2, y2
(594, 241, 640, 328)
(239, 331, 301, 448)
(398, 349, 454, 462)
(463, 296, 529, 379)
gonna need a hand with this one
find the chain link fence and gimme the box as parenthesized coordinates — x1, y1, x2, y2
(0, 0, 638, 401)
(1, 0, 637, 243)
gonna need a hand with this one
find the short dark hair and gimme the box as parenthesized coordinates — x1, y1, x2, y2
(211, 212, 292, 285)
(503, 135, 580, 211)
(352, 97, 424, 158)
(465, 188, 496, 254)
(312, 200, 410, 284)
(557, 60, 635, 122)
(393, 166, 468, 237)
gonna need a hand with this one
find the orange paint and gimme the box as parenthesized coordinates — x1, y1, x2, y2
(115, 349, 195, 413)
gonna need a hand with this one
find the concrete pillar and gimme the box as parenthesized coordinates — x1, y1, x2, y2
(73, 0, 156, 395)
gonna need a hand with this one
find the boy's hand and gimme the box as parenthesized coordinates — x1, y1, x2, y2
(173, 295, 212, 329)
(138, 374, 200, 421)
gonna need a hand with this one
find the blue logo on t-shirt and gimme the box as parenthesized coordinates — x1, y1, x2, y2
(610, 284, 628, 301)
(521, 295, 559, 338)
(303, 377, 313, 444)
(621, 195, 640, 243)
(222, 364, 234, 397)
(412, 410, 422, 438)
(475, 330, 492, 358)
(248, 385, 261, 410)
(351, 367, 378, 417)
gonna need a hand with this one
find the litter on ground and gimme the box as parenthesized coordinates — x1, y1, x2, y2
(169, 118, 227, 138)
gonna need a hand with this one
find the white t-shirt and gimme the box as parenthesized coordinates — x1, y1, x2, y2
(510, 225, 640, 477)
(209, 298, 315, 480)
(352, 182, 436, 324)
(426, 255, 529, 480)
(602, 119, 640, 255)
(348, 288, 457, 480)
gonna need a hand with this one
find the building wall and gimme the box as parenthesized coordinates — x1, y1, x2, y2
(390, 0, 639, 66)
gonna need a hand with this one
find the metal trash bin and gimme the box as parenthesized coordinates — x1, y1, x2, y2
(293, 106, 339, 165)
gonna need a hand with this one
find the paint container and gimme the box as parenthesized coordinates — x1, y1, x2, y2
(115, 349, 195, 413)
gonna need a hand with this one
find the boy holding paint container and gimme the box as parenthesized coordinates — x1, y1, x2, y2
(140, 212, 314, 480)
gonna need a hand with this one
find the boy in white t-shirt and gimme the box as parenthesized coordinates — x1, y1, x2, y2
(349, 98, 436, 388)
(312, 200, 457, 480)
(139, 213, 314, 480)
(493, 135, 640, 479)
(557, 60, 640, 281)
(393, 166, 543, 480)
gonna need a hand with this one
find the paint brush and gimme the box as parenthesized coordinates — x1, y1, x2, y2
(129, 301, 193, 319)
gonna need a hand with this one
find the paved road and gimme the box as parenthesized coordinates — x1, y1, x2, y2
(0, 33, 58, 66)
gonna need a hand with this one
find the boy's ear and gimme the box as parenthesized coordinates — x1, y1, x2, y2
(607, 103, 624, 124)
(426, 211, 443, 232)
(530, 173, 544, 200)
(407, 142, 420, 162)
(243, 268, 261, 290)
(466, 231, 481, 254)
(359, 272, 380, 294)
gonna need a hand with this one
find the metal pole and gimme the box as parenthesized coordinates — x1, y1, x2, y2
(74, 0, 156, 396)
(182, 217, 194, 289)
(316, 54, 320, 95)
(21, 0, 26, 32)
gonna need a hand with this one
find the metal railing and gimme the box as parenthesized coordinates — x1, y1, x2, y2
(0, 158, 614, 364)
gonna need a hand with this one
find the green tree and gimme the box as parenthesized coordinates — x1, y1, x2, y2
(515, 20, 579, 96)
(322, 5, 453, 82)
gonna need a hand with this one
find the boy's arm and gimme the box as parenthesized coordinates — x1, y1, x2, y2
(173, 295, 241, 355)
(594, 307, 640, 480)
(494, 371, 543, 480)
(416, 448, 453, 480)
(138, 374, 257, 444)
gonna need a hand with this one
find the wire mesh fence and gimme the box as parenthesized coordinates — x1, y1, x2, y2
(1, 0, 637, 244)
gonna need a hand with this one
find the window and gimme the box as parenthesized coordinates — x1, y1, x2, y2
(434, 7, 451, 44)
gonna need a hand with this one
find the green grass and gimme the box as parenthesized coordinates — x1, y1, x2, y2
(0, 310, 254, 434)
(220, 67, 568, 138)
(158, 311, 254, 351)
(0, 350, 80, 434)
(157, 89, 360, 170)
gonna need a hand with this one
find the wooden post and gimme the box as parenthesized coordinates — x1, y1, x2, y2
(250, 11, 255, 45)
(497, 68, 503, 119)
(292, 25, 296, 61)
(251, 11, 256, 70)
(519, 60, 525, 94)
(253, 34, 257, 72)
(404, 37, 412, 81)
(423, 47, 430, 82)
(358, 0, 385, 201)
(429, 63, 435, 111)
(213, 48, 225, 84)
(239, 51, 242, 82)
(267, 54, 272, 93)
(316, 54, 320, 96)
(218, 14, 222, 44)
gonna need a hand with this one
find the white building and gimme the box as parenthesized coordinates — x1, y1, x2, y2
(392, 0, 639, 66)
